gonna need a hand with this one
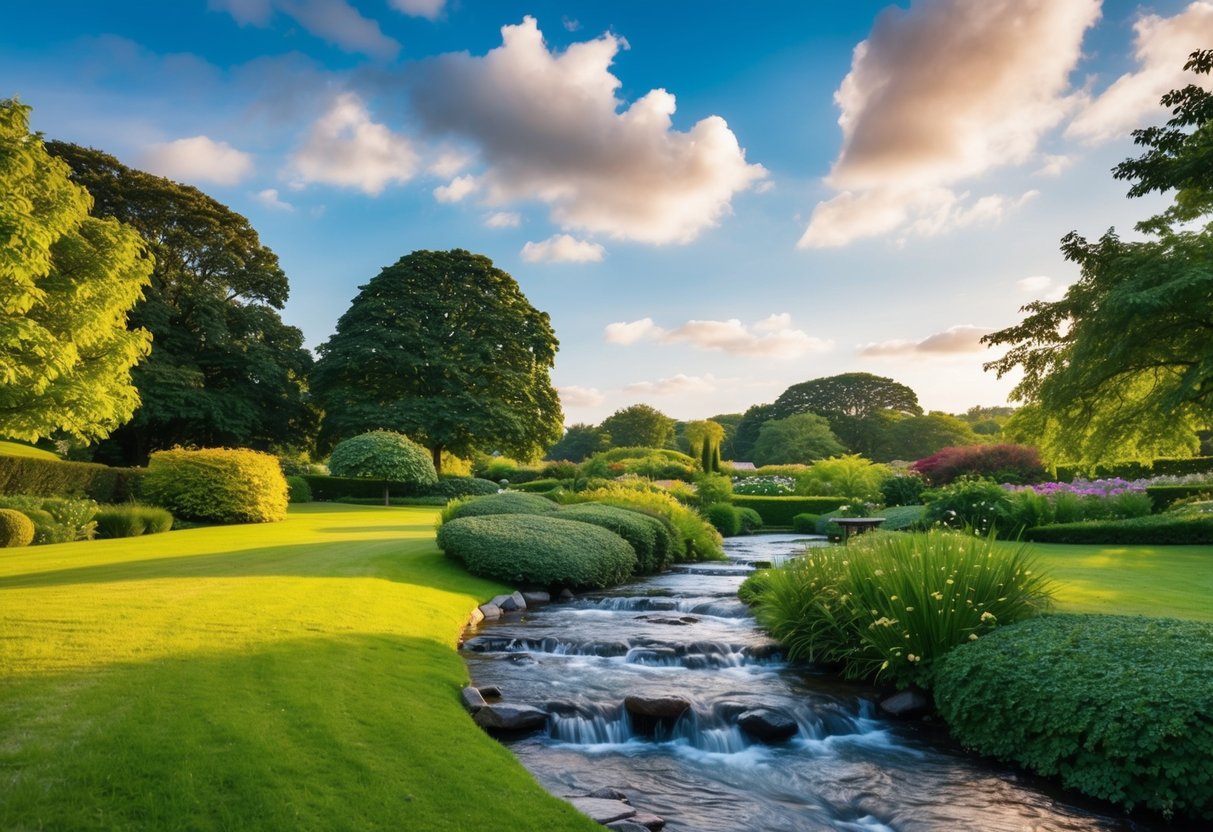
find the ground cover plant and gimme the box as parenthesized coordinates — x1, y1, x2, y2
(0, 504, 601, 831)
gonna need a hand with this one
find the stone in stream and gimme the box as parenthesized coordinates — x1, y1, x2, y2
(879, 688, 932, 718)
(624, 695, 692, 719)
(491, 592, 527, 612)
(605, 823, 649, 832)
(558, 587, 575, 601)
(472, 703, 548, 733)
(628, 811, 667, 830)
(477, 602, 501, 621)
(737, 708, 799, 742)
(634, 615, 699, 626)
(459, 686, 486, 713)
(586, 787, 630, 801)
(477, 685, 502, 700)
(569, 797, 637, 825)
(521, 590, 551, 607)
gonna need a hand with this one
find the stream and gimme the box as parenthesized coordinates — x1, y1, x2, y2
(461, 533, 1168, 832)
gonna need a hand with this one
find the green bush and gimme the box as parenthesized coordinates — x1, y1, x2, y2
(558, 503, 674, 574)
(730, 495, 851, 527)
(933, 615, 1213, 821)
(0, 495, 96, 543)
(737, 507, 763, 534)
(285, 476, 313, 503)
(880, 472, 925, 506)
(922, 477, 1013, 535)
(0, 508, 34, 547)
(509, 478, 566, 493)
(703, 502, 743, 536)
(876, 504, 927, 531)
(795, 455, 891, 502)
(94, 505, 174, 538)
(1024, 514, 1213, 544)
(1054, 456, 1213, 481)
(328, 431, 438, 492)
(141, 448, 288, 524)
(541, 460, 579, 479)
(694, 473, 733, 506)
(437, 514, 637, 589)
(440, 492, 559, 524)
(564, 483, 724, 561)
(0, 454, 143, 502)
(791, 512, 819, 533)
(427, 477, 501, 499)
(744, 529, 1052, 686)
(473, 455, 543, 484)
(581, 447, 699, 481)
(1146, 484, 1213, 511)
(20, 508, 61, 545)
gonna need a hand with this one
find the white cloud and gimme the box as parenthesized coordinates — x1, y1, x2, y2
(604, 314, 832, 359)
(801, 0, 1099, 248)
(521, 234, 605, 263)
(289, 92, 418, 195)
(860, 325, 994, 357)
(256, 188, 294, 211)
(558, 385, 604, 408)
(433, 174, 477, 203)
(1067, 2, 1213, 144)
(484, 211, 521, 228)
(408, 17, 767, 244)
(428, 148, 471, 178)
(1018, 275, 1053, 293)
(1017, 274, 1070, 301)
(140, 135, 253, 186)
(389, 0, 445, 21)
(624, 374, 716, 395)
(604, 318, 663, 345)
(1035, 154, 1072, 177)
(210, 0, 399, 60)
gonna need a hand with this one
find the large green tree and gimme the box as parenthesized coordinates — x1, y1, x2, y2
(311, 249, 562, 473)
(706, 412, 743, 459)
(768, 373, 922, 455)
(545, 423, 610, 462)
(599, 404, 676, 449)
(984, 50, 1213, 467)
(732, 403, 776, 462)
(873, 412, 980, 462)
(0, 101, 152, 443)
(750, 413, 846, 467)
(46, 142, 315, 464)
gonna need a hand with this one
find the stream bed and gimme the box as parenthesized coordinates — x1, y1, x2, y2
(461, 533, 1167, 832)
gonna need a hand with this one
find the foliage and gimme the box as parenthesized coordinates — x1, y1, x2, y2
(751, 414, 846, 466)
(1146, 483, 1213, 510)
(732, 475, 796, 496)
(544, 423, 611, 463)
(1053, 455, 1213, 481)
(791, 513, 819, 533)
(473, 455, 543, 484)
(0, 102, 153, 445)
(912, 444, 1046, 486)
(703, 502, 743, 536)
(732, 402, 777, 461)
(737, 507, 763, 534)
(285, 476, 313, 503)
(565, 483, 724, 561)
(581, 447, 699, 481)
(599, 404, 676, 449)
(730, 495, 851, 527)
(706, 412, 743, 459)
(0, 508, 35, 547)
(744, 529, 1052, 687)
(922, 477, 1013, 536)
(311, 249, 562, 474)
(558, 503, 674, 574)
(875, 504, 928, 531)
(873, 412, 980, 462)
(683, 419, 725, 472)
(141, 448, 288, 524)
(47, 141, 315, 465)
(0, 453, 142, 502)
(770, 373, 923, 456)
(439, 491, 559, 524)
(1002, 485, 1153, 532)
(94, 504, 174, 538)
(540, 460, 579, 479)
(0, 495, 100, 542)
(327, 431, 439, 493)
(795, 455, 891, 502)
(1023, 514, 1213, 544)
(438, 514, 636, 589)
(428, 477, 501, 499)
(880, 472, 926, 506)
(693, 473, 733, 506)
(933, 614, 1213, 820)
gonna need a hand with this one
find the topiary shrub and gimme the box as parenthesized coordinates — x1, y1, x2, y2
(93, 505, 174, 538)
(285, 476, 313, 503)
(791, 512, 819, 533)
(440, 491, 560, 524)
(437, 514, 637, 588)
(559, 503, 674, 574)
(427, 477, 500, 499)
(0, 508, 35, 547)
(737, 507, 763, 534)
(20, 508, 60, 545)
(142, 448, 288, 524)
(933, 615, 1213, 821)
(703, 502, 743, 536)
(328, 430, 438, 504)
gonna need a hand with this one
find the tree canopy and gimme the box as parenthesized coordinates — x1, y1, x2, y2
(46, 141, 314, 464)
(545, 423, 610, 462)
(311, 249, 563, 473)
(0, 101, 152, 444)
(763, 373, 922, 456)
(732, 403, 776, 462)
(873, 412, 980, 462)
(750, 413, 846, 466)
(599, 404, 675, 449)
(983, 50, 1213, 467)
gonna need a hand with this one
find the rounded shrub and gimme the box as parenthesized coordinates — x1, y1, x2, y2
(559, 503, 674, 574)
(791, 512, 819, 533)
(703, 502, 742, 536)
(934, 615, 1213, 821)
(0, 508, 35, 547)
(427, 477, 500, 499)
(737, 506, 763, 534)
(440, 491, 560, 523)
(286, 475, 313, 503)
(437, 514, 637, 589)
(142, 448, 289, 524)
(327, 430, 438, 489)
(21, 508, 60, 545)
(569, 484, 724, 561)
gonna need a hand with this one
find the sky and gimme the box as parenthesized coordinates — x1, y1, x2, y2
(3, 0, 1209, 425)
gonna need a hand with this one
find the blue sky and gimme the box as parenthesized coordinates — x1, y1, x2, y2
(3, 0, 1208, 424)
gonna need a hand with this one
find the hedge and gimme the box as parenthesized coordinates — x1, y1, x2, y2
(703, 502, 742, 536)
(558, 503, 674, 574)
(0, 454, 143, 502)
(934, 615, 1213, 821)
(729, 495, 851, 527)
(1023, 514, 1213, 545)
(142, 448, 288, 524)
(94, 505, 174, 538)
(1145, 484, 1213, 511)
(301, 474, 498, 502)
(441, 492, 560, 523)
(1055, 456, 1213, 482)
(509, 478, 567, 493)
(437, 514, 637, 589)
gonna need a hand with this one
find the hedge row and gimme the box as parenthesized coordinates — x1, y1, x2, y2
(1145, 484, 1213, 511)
(1054, 456, 1213, 481)
(729, 495, 851, 527)
(301, 474, 500, 502)
(1024, 514, 1213, 545)
(558, 503, 674, 574)
(0, 454, 143, 502)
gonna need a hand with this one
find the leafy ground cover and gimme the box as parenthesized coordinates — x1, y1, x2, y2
(0, 503, 599, 831)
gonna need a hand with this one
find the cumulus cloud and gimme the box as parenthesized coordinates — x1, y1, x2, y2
(558, 385, 605, 408)
(1017, 274, 1070, 301)
(389, 0, 445, 21)
(604, 315, 832, 359)
(1067, 2, 1213, 144)
(624, 374, 716, 395)
(604, 318, 662, 345)
(801, 0, 1099, 248)
(256, 188, 294, 210)
(141, 135, 253, 185)
(860, 325, 994, 357)
(521, 234, 605, 263)
(1035, 154, 1073, 177)
(210, 0, 399, 60)
(407, 17, 767, 244)
(433, 174, 477, 203)
(484, 211, 521, 228)
(428, 148, 471, 177)
(289, 92, 418, 195)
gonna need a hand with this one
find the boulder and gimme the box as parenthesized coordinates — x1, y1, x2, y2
(491, 593, 525, 612)
(521, 590, 551, 607)
(477, 685, 502, 700)
(558, 588, 575, 602)
(738, 708, 799, 742)
(587, 787, 630, 801)
(624, 695, 692, 720)
(478, 602, 501, 621)
(466, 606, 485, 627)
(569, 797, 636, 825)
(473, 703, 548, 733)
(629, 811, 667, 830)
(879, 688, 932, 719)
(460, 686, 486, 713)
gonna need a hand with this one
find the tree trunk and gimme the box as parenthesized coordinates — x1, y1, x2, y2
(383, 481, 390, 507)
(431, 445, 443, 476)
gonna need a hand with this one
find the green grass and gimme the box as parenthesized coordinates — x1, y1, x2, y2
(1008, 541, 1213, 621)
(0, 503, 600, 831)
(0, 440, 59, 459)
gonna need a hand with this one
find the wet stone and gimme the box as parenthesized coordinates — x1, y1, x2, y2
(880, 688, 932, 718)
(629, 811, 667, 830)
(460, 686, 486, 713)
(738, 708, 799, 743)
(521, 590, 551, 607)
(473, 703, 548, 733)
(569, 797, 637, 825)
(624, 695, 692, 719)
(587, 787, 630, 801)
(477, 602, 501, 621)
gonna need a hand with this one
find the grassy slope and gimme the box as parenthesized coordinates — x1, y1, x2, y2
(0, 503, 600, 832)
(0, 440, 59, 459)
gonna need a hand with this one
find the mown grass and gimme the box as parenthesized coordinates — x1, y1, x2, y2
(0, 440, 59, 459)
(0, 503, 600, 831)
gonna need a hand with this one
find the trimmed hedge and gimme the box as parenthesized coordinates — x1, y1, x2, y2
(737, 507, 763, 534)
(94, 505, 174, 538)
(0, 495, 97, 543)
(142, 448, 288, 524)
(558, 503, 674, 574)
(1145, 484, 1213, 511)
(703, 502, 742, 537)
(441, 492, 560, 523)
(509, 478, 567, 493)
(286, 476, 313, 503)
(428, 477, 501, 499)
(0, 508, 34, 547)
(730, 495, 850, 527)
(934, 614, 1213, 821)
(0, 454, 143, 502)
(1055, 456, 1213, 482)
(791, 512, 819, 533)
(437, 514, 637, 588)
(301, 474, 498, 502)
(1024, 514, 1213, 544)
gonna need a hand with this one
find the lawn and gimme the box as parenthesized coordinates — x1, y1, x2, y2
(0, 503, 600, 832)
(0, 440, 59, 459)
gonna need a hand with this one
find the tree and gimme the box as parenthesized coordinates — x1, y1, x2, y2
(46, 142, 315, 465)
(545, 423, 610, 462)
(683, 419, 725, 471)
(984, 50, 1213, 467)
(0, 101, 152, 443)
(311, 249, 563, 474)
(769, 373, 922, 455)
(732, 403, 776, 461)
(599, 404, 675, 449)
(707, 412, 743, 459)
(328, 430, 438, 505)
(874, 412, 980, 462)
(750, 414, 846, 467)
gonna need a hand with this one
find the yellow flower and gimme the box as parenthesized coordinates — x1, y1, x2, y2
(981, 611, 997, 622)
(907, 653, 920, 663)
(931, 591, 943, 601)
(905, 606, 915, 612)
(968, 633, 979, 641)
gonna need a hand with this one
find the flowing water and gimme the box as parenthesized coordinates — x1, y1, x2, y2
(461, 534, 1170, 832)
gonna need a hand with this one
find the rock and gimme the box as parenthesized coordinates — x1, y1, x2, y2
(491, 593, 526, 612)
(509, 590, 527, 610)
(587, 787, 630, 801)
(591, 641, 631, 657)
(477, 685, 502, 700)
(472, 703, 548, 733)
(558, 588, 575, 602)
(522, 590, 551, 607)
(744, 641, 782, 661)
(738, 708, 799, 742)
(460, 686, 486, 713)
(634, 615, 699, 626)
(630, 811, 667, 830)
(605, 823, 649, 832)
(624, 695, 692, 720)
(466, 606, 485, 627)
(879, 688, 932, 719)
(569, 797, 636, 825)
(478, 602, 501, 621)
